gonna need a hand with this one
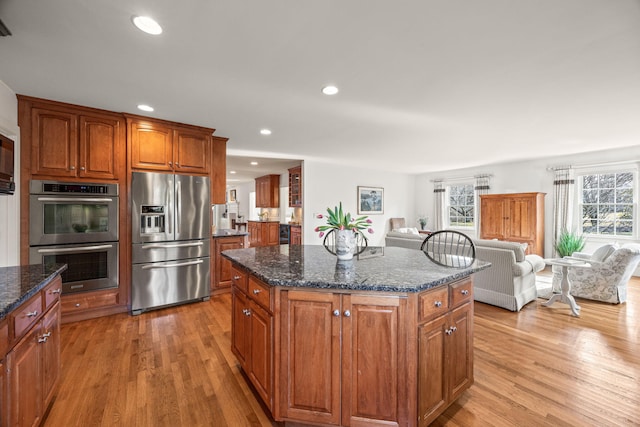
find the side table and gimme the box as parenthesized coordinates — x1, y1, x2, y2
(542, 258, 589, 317)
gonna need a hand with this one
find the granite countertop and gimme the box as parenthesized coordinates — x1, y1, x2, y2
(0, 264, 67, 320)
(221, 245, 490, 293)
(212, 229, 249, 237)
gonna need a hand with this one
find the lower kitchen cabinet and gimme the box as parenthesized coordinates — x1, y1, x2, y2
(289, 225, 302, 245)
(0, 356, 6, 427)
(212, 235, 247, 292)
(279, 290, 406, 426)
(247, 221, 279, 247)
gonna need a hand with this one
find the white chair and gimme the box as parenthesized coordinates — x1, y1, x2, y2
(559, 245, 640, 304)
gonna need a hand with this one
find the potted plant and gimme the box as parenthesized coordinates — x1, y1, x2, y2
(555, 229, 586, 257)
(315, 202, 374, 260)
(417, 215, 428, 230)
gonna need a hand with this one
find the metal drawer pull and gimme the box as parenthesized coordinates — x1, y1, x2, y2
(461, 289, 469, 296)
(38, 337, 48, 343)
(343, 310, 351, 317)
(434, 301, 442, 308)
(141, 241, 204, 249)
(233, 275, 241, 280)
(141, 259, 204, 269)
(333, 309, 340, 317)
(26, 311, 38, 317)
(42, 332, 52, 338)
(252, 289, 262, 295)
(52, 289, 62, 294)
(243, 309, 251, 316)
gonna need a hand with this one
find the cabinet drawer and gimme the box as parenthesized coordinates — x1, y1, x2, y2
(11, 293, 43, 340)
(42, 276, 63, 310)
(0, 319, 8, 356)
(248, 276, 272, 311)
(61, 291, 119, 314)
(418, 286, 449, 322)
(231, 265, 248, 293)
(450, 278, 473, 308)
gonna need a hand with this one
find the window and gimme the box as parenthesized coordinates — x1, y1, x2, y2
(447, 183, 474, 228)
(579, 171, 635, 236)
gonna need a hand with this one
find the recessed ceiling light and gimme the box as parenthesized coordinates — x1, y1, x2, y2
(250, 161, 258, 166)
(260, 129, 272, 135)
(137, 104, 154, 112)
(322, 85, 339, 95)
(132, 16, 163, 35)
(230, 170, 236, 174)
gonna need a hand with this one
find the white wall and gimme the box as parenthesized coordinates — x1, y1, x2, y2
(302, 160, 415, 247)
(416, 145, 640, 257)
(0, 80, 20, 267)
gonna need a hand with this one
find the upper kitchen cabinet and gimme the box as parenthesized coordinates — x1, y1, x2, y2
(288, 166, 302, 207)
(210, 135, 228, 204)
(126, 115, 212, 176)
(256, 174, 280, 208)
(18, 96, 125, 181)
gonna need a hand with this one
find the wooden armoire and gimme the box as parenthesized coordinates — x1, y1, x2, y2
(479, 192, 545, 256)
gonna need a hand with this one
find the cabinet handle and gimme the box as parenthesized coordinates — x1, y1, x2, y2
(233, 275, 240, 280)
(461, 289, 469, 296)
(244, 309, 251, 316)
(80, 166, 85, 171)
(75, 303, 81, 307)
(42, 332, 52, 338)
(38, 337, 48, 343)
(253, 289, 262, 295)
(175, 163, 180, 167)
(26, 311, 38, 317)
(450, 326, 457, 333)
(434, 301, 442, 308)
(333, 309, 340, 317)
(52, 289, 62, 294)
(168, 161, 172, 166)
(70, 165, 75, 170)
(343, 310, 351, 317)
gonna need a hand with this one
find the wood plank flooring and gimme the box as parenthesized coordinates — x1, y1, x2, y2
(44, 275, 640, 427)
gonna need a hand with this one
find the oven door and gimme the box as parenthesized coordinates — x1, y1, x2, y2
(29, 194, 118, 246)
(29, 243, 119, 294)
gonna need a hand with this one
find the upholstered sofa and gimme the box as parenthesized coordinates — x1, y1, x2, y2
(385, 232, 546, 311)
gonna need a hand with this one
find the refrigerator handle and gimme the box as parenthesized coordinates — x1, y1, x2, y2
(176, 179, 181, 234)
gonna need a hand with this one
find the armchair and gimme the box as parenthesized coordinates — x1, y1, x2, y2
(561, 245, 640, 304)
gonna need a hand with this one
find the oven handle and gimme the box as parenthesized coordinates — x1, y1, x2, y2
(36, 197, 114, 203)
(35, 244, 115, 254)
(141, 259, 204, 270)
(141, 241, 204, 249)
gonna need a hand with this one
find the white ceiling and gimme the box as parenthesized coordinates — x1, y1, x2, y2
(1, 0, 639, 179)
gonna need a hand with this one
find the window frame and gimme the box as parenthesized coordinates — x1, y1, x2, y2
(574, 167, 638, 241)
(446, 182, 475, 230)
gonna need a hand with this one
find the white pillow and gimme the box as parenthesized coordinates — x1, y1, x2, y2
(407, 227, 419, 235)
(396, 227, 409, 234)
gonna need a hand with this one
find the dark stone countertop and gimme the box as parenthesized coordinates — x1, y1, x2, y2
(0, 264, 67, 320)
(221, 245, 490, 293)
(212, 229, 249, 238)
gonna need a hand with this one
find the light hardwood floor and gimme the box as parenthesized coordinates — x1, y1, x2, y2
(44, 275, 640, 427)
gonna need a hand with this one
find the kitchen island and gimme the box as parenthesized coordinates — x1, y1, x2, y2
(222, 245, 490, 427)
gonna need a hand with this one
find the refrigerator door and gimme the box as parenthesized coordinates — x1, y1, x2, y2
(131, 172, 174, 243)
(174, 174, 210, 241)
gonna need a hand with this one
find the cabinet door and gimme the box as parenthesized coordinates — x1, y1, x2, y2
(447, 302, 473, 402)
(290, 227, 302, 245)
(129, 119, 174, 171)
(41, 302, 60, 409)
(214, 237, 244, 289)
(31, 107, 78, 178)
(248, 222, 261, 247)
(289, 166, 302, 207)
(173, 127, 210, 175)
(0, 357, 6, 427)
(507, 196, 536, 241)
(266, 223, 280, 246)
(418, 315, 448, 427)
(279, 290, 341, 425)
(343, 295, 403, 427)
(78, 114, 123, 180)
(231, 290, 250, 370)
(248, 302, 273, 409)
(480, 197, 507, 239)
(9, 327, 42, 427)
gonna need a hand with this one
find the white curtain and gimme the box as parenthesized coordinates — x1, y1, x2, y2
(552, 168, 575, 257)
(474, 174, 491, 236)
(433, 181, 445, 230)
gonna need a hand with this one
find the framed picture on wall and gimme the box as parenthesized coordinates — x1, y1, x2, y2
(229, 189, 237, 202)
(357, 186, 383, 214)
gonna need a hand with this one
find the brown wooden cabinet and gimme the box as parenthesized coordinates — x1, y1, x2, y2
(4, 275, 62, 427)
(480, 192, 545, 256)
(279, 290, 406, 426)
(231, 274, 274, 410)
(212, 235, 247, 292)
(288, 166, 302, 207)
(289, 225, 301, 245)
(24, 100, 125, 180)
(247, 221, 279, 247)
(127, 116, 212, 175)
(255, 174, 280, 208)
(210, 136, 228, 204)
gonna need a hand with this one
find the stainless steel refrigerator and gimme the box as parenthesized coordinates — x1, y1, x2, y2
(131, 171, 210, 314)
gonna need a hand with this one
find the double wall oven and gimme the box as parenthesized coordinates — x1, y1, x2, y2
(29, 180, 119, 294)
